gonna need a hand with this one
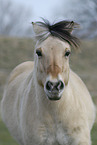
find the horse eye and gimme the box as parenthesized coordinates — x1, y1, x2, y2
(65, 51, 71, 57)
(36, 50, 42, 57)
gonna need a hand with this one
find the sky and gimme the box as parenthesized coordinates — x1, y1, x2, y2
(15, 0, 64, 22)
(2, 0, 96, 38)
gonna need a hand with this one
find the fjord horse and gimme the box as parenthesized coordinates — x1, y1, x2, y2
(1, 19, 95, 145)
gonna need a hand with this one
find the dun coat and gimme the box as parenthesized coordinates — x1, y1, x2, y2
(1, 20, 96, 145)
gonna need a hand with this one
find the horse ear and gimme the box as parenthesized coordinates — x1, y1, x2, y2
(67, 21, 80, 33)
(32, 22, 46, 35)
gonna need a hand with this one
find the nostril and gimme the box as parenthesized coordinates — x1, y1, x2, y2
(46, 80, 64, 92)
(46, 81, 53, 91)
(56, 81, 64, 91)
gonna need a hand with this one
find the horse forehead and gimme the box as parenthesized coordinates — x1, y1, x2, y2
(46, 38, 64, 49)
(37, 37, 70, 51)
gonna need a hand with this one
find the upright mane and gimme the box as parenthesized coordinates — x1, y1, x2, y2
(33, 18, 80, 48)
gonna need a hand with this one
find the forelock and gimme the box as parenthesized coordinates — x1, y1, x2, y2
(34, 18, 80, 49)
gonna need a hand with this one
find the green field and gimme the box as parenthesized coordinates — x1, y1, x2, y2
(0, 37, 97, 145)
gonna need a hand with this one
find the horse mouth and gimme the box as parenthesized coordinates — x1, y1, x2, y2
(46, 92, 62, 101)
(47, 95, 62, 101)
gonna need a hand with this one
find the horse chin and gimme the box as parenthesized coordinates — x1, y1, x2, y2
(48, 96, 62, 101)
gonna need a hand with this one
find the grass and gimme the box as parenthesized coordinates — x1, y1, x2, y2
(0, 36, 97, 145)
(92, 122, 97, 145)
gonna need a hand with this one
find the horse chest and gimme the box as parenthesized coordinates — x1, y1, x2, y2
(37, 122, 72, 145)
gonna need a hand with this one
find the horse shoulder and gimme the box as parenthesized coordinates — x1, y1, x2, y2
(1, 61, 34, 123)
(8, 61, 34, 84)
(69, 70, 96, 129)
(70, 70, 92, 98)
(1, 61, 34, 143)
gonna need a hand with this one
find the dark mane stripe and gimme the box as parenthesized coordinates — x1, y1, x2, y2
(36, 18, 80, 48)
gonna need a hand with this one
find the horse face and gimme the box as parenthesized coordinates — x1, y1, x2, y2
(35, 37, 71, 101)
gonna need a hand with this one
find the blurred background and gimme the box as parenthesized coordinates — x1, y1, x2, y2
(0, 0, 97, 145)
(0, 0, 97, 38)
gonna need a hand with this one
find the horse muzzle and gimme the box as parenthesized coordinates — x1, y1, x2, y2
(44, 80, 65, 101)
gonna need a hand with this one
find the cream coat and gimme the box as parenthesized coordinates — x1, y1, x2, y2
(1, 36, 96, 145)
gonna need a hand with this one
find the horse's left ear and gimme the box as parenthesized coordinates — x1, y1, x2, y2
(32, 22, 47, 36)
(67, 21, 80, 33)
